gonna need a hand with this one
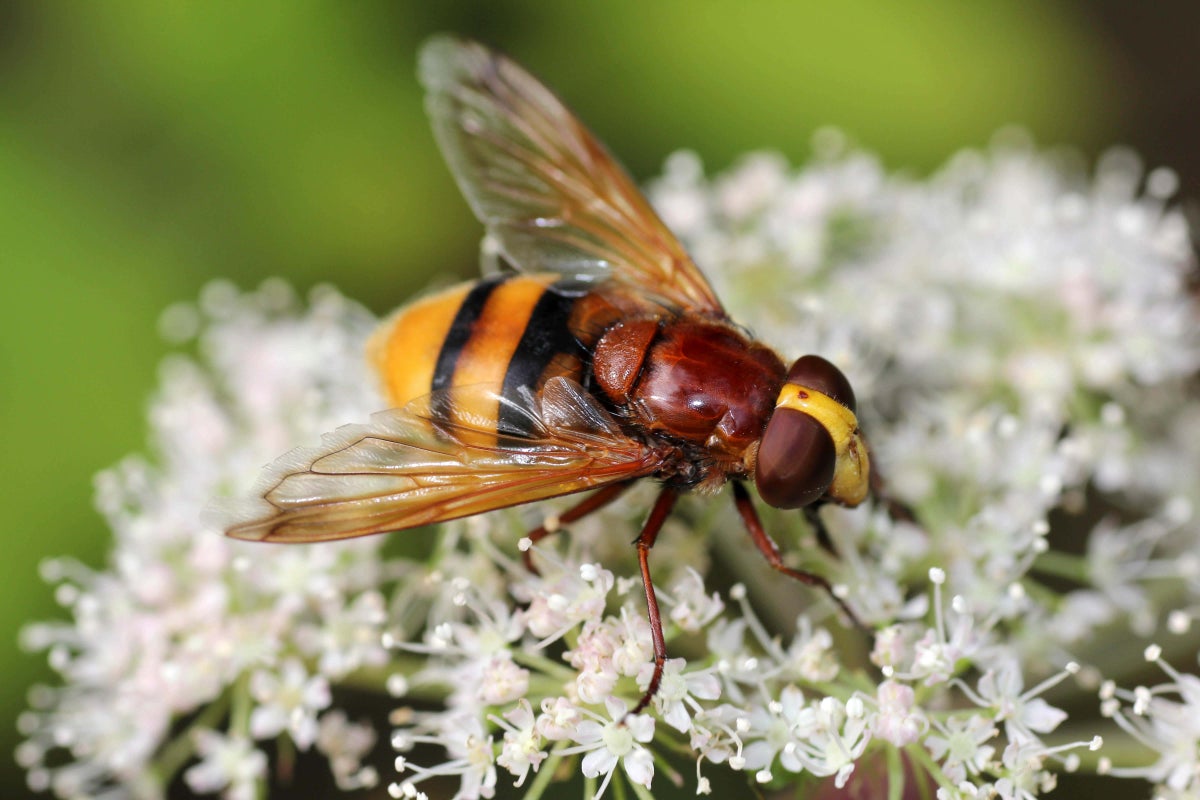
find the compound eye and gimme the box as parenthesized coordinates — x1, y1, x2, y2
(786, 355, 856, 413)
(755, 407, 836, 509)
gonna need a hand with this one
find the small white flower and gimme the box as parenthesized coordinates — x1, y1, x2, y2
(973, 659, 1069, 745)
(302, 589, 390, 679)
(184, 730, 267, 800)
(476, 655, 530, 706)
(994, 740, 1057, 800)
(777, 619, 840, 683)
(567, 621, 621, 705)
(786, 696, 871, 787)
(705, 618, 758, 703)
(521, 561, 614, 642)
(611, 608, 655, 678)
(871, 680, 925, 746)
(1102, 653, 1200, 793)
(494, 700, 547, 787)
(742, 684, 808, 771)
(394, 713, 498, 800)
(909, 578, 984, 686)
(926, 714, 999, 784)
(537, 696, 583, 741)
(315, 710, 378, 790)
(667, 568, 725, 632)
(870, 624, 915, 672)
(248, 658, 332, 750)
(562, 697, 655, 798)
(637, 657, 722, 733)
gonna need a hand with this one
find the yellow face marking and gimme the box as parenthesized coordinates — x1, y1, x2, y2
(776, 383, 870, 506)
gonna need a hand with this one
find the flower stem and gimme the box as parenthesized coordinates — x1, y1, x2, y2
(629, 778, 656, 800)
(231, 672, 252, 736)
(340, 658, 447, 702)
(901, 742, 954, 794)
(149, 690, 232, 790)
(1045, 728, 1153, 770)
(613, 773, 629, 800)
(886, 744, 903, 800)
(1031, 549, 1089, 583)
(512, 647, 578, 682)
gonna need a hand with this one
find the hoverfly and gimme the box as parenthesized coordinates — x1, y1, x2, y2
(228, 36, 874, 714)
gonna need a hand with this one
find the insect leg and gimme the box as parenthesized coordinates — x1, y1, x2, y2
(803, 503, 835, 554)
(869, 466, 919, 525)
(732, 481, 864, 630)
(805, 450, 920, 554)
(628, 487, 680, 717)
(522, 480, 637, 574)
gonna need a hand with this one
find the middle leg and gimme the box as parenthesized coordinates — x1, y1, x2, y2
(629, 487, 679, 717)
(521, 480, 636, 574)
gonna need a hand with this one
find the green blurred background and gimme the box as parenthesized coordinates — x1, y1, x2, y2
(2, 2, 1197, 796)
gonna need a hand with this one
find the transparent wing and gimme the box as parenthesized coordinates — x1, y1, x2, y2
(420, 36, 725, 315)
(225, 377, 664, 543)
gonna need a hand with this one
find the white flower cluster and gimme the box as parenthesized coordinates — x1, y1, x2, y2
(19, 282, 388, 797)
(19, 132, 1200, 799)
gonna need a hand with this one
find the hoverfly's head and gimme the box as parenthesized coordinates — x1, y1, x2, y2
(755, 355, 870, 509)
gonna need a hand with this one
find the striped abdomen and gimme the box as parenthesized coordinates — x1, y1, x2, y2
(369, 274, 621, 436)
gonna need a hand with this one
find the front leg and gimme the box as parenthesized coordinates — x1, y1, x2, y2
(732, 481, 863, 630)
